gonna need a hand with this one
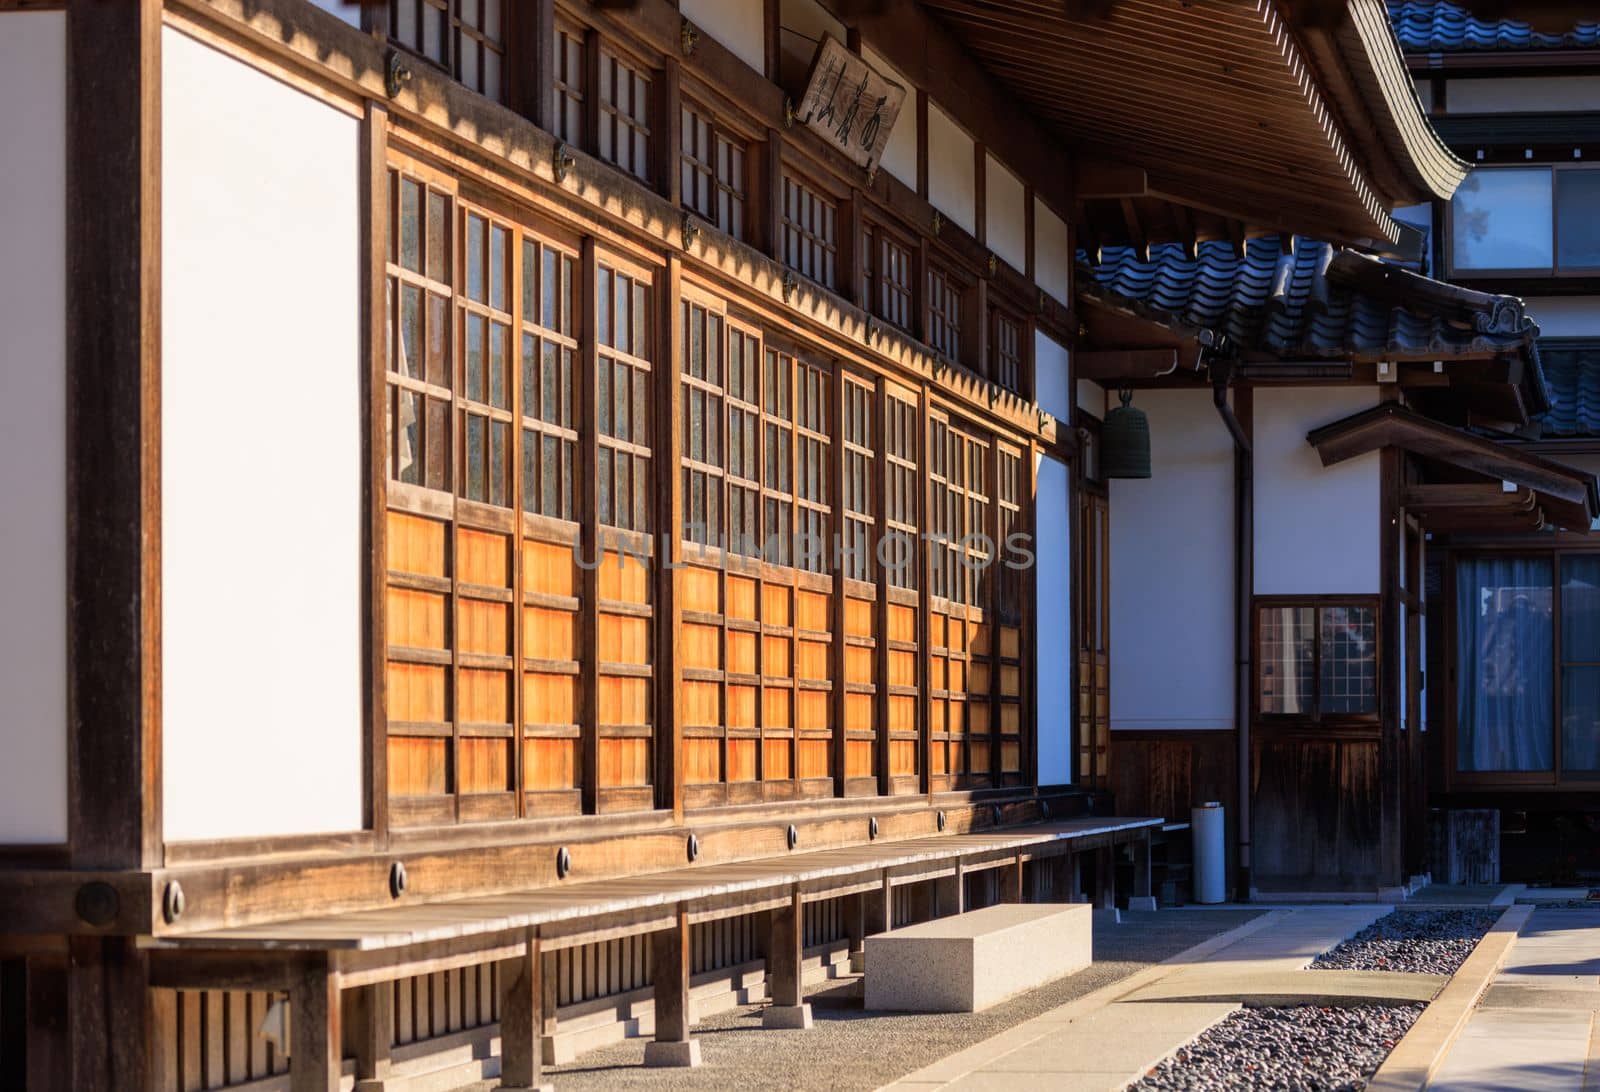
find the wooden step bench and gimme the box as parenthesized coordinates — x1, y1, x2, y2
(864, 902, 1092, 1012)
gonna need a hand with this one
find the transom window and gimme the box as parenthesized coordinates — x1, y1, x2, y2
(390, 0, 505, 101)
(926, 264, 964, 363)
(553, 18, 585, 145)
(598, 47, 652, 183)
(990, 307, 1026, 395)
(864, 222, 914, 332)
(781, 172, 838, 290)
(1257, 600, 1379, 720)
(681, 104, 747, 240)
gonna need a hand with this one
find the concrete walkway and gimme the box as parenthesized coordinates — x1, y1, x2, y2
(885, 907, 1394, 1091)
(1427, 908, 1600, 1092)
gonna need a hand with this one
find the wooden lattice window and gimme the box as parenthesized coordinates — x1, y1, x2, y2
(458, 210, 514, 508)
(781, 172, 838, 289)
(597, 262, 653, 532)
(884, 391, 919, 591)
(681, 104, 747, 240)
(387, 173, 453, 494)
(841, 377, 875, 583)
(762, 347, 795, 566)
(521, 236, 579, 521)
(963, 433, 992, 608)
(794, 358, 831, 574)
(726, 324, 761, 556)
(997, 445, 1023, 622)
(598, 46, 652, 183)
(681, 299, 725, 547)
(991, 307, 1026, 395)
(926, 264, 963, 363)
(553, 18, 585, 145)
(863, 222, 913, 332)
(390, 0, 505, 101)
(929, 417, 963, 604)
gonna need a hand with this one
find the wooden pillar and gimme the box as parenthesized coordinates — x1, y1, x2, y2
(844, 892, 866, 973)
(64, 937, 156, 1092)
(1095, 845, 1116, 910)
(763, 888, 812, 1028)
(350, 983, 393, 1090)
(998, 855, 1023, 903)
(498, 933, 550, 1091)
(288, 957, 341, 1092)
(1130, 835, 1154, 907)
(644, 906, 700, 1066)
(906, 879, 934, 922)
(538, 950, 560, 1065)
(66, 0, 163, 877)
(934, 860, 964, 917)
(22, 955, 68, 1092)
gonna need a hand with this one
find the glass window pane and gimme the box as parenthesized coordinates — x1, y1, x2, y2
(1451, 168, 1553, 272)
(1562, 556, 1600, 663)
(426, 294, 450, 388)
(1319, 605, 1377, 715)
(1562, 666, 1600, 774)
(1558, 170, 1600, 269)
(465, 413, 485, 502)
(400, 284, 422, 379)
(400, 178, 421, 272)
(1456, 557, 1554, 771)
(1259, 606, 1314, 715)
(426, 191, 448, 282)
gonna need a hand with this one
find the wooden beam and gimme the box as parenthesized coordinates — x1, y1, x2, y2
(1077, 160, 1147, 199)
(361, 101, 389, 844)
(1119, 197, 1148, 261)
(66, 0, 162, 872)
(1074, 348, 1184, 381)
(1402, 483, 1538, 512)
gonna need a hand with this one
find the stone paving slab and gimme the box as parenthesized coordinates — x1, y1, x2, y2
(885, 908, 1386, 1091)
(1124, 967, 1445, 1005)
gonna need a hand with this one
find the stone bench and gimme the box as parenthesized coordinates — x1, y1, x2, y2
(864, 902, 1092, 1012)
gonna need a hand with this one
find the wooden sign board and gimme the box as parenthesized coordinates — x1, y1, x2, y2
(796, 34, 907, 175)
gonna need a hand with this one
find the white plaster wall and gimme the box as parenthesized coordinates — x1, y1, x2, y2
(1253, 387, 1381, 595)
(1525, 296, 1600, 338)
(985, 154, 1027, 274)
(1109, 391, 1236, 730)
(927, 103, 975, 236)
(683, 0, 765, 74)
(1077, 379, 1105, 419)
(1035, 454, 1073, 784)
(0, 12, 68, 844)
(1446, 76, 1600, 114)
(308, 0, 362, 28)
(162, 29, 364, 841)
(1035, 331, 1072, 424)
(780, 0, 844, 85)
(862, 46, 917, 187)
(1034, 197, 1072, 307)
(1415, 80, 1434, 113)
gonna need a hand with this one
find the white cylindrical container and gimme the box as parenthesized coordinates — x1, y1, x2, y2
(1192, 802, 1226, 904)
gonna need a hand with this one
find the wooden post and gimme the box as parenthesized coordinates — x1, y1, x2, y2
(288, 956, 341, 1092)
(65, 937, 155, 1092)
(350, 982, 393, 1090)
(934, 860, 964, 917)
(843, 892, 866, 973)
(538, 950, 560, 1065)
(1130, 835, 1154, 909)
(763, 888, 812, 1028)
(644, 906, 700, 1066)
(907, 879, 933, 922)
(498, 933, 550, 1091)
(1095, 846, 1116, 910)
(998, 855, 1023, 903)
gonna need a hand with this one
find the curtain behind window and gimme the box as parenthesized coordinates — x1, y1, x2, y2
(1562, 556, 1600, 774)
(1457, 556, 1553, 772)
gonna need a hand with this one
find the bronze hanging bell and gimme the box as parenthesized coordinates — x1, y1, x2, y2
(1101, 388, 1151, 478)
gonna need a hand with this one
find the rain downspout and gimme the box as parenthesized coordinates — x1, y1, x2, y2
(1207, 346, 1252, 902)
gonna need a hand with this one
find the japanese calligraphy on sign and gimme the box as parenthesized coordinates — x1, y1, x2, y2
(795, 35, 907, 174)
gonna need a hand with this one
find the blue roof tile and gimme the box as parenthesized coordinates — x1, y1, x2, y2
(1389, 1, 1600, 52)
(1539, 340, 1600, 436)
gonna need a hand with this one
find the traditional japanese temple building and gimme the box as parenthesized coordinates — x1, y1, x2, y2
(0, 0, 1593, 1089)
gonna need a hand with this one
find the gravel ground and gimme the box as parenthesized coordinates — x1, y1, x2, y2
(1309, 909, 1500, 975)
(461, 909, 1262, 1092)
(1130, 1003, 1424, 1092)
